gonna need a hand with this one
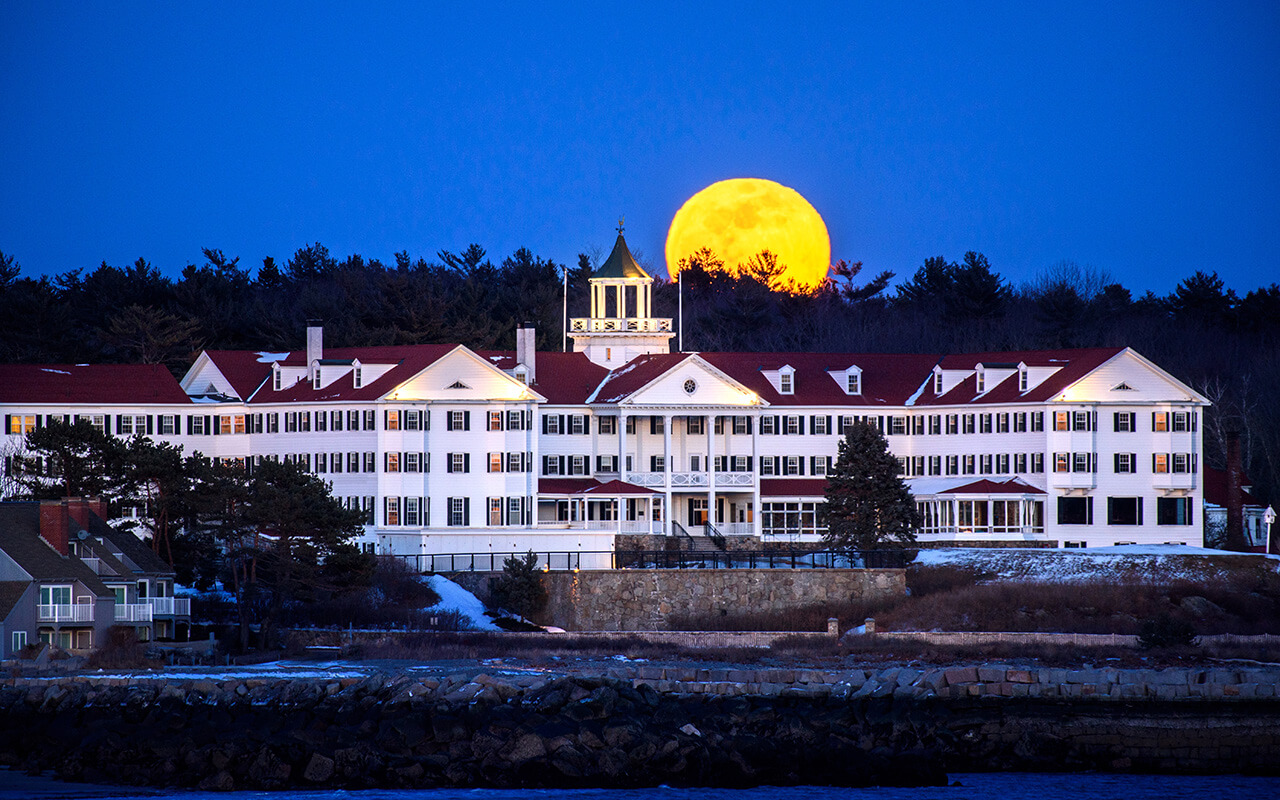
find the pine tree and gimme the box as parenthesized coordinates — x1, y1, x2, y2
(822, 422, 920, 550)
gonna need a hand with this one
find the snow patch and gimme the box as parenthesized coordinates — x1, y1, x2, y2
(903, 375, 932, 407)
(422, 575, 500, 631)
(912, 545, 1278, 584)
(255, 351, 291, 363)
(40, 368, 72, 375)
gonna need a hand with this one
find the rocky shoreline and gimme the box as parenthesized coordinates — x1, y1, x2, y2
(0, 664, 1277, 791)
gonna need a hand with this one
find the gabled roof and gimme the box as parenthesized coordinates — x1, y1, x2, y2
(588, 352, 696, 403)
(538, 478, 610, 495)
(576, 479, 659, 496)
(936, 478, 1045, 495)
(88, 515, 172, 575)
(0, 503, 113, 597)
(0, 364, 191, 405)
(919, 348, 1124, 406)
(477, 351, 610, 405)
(593, 233, 650, 280)
(0, 582, 29, 620)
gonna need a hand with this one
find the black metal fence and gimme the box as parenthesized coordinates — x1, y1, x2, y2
(380, 549, 911, 573)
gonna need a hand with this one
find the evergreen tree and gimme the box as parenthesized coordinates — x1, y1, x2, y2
(822, 422, 920, 550)
(490, 550, 547, 618)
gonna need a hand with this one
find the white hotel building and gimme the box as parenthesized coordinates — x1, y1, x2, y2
(2, 235, 1208, 559)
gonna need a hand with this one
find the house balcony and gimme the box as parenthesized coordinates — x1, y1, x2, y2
(569, 317, 672, 333)
(626, 472, 755, 489)
(114, 603, 154, 623)
(145, 597, 191, 617)
(566, 519, 663, 534)
(38, 604, 94, 623)
(81, 557, 101, 574)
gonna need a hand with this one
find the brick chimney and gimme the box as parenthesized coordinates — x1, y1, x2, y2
(38, 500, 71, 556)
(516, 322, 536, 384)
(65, 497, 103, 531)
(1225, 429, 1247, 552)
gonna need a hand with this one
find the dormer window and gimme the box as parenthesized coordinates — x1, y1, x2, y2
(514, 366, 529, 385)
(934, 372, 944, 395)
(976, 371, 985, 394)
(312, 368, 321, 390)
(846, 373, 860, 394)
(273, 367, 282, 392)
(1019, 368, 1028, 393)
(353, 367, 362, 388)
(779, 370, 794, 395)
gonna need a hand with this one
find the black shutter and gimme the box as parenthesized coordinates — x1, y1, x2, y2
(558, 414, 565, 435)
(464, 411, 471, 431)
(464, 453, 470, 473)
(146, 416, 154, 435)
(747, 417, 753, 435)
(826, 415, 832, 435)
(1137, 498, 1144, 525)
(558, 455, 566, 474)
(463, 500, 470, 526)
(3, 415, 9, 433)
(206, 415, 214, 435)
(542, 415, 549, 434)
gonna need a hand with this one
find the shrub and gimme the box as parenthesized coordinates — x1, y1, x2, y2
(1137, 614, 1198, 649)
(490, 551, 547, 618)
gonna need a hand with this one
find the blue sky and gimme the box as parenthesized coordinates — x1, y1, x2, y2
(2, 2, 1277, 294)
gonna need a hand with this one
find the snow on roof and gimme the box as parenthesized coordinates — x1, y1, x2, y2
(0, 364, 192, 405)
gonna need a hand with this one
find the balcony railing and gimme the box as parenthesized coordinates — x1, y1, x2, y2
(714, 472, 754, 487)
(569, 317, 672, 333)
(81, 557, 101, 574)
(114, 603, 153, 622)
(145, 597, 191, 616)
(567, 519, 663, 533)
(38, 603, 94, 623)
(626, 471, 755, 489)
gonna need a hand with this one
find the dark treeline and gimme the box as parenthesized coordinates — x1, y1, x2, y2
(1, 245, 1277, 507)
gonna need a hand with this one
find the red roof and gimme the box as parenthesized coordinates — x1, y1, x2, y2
(588, 352, 694, 403)
(701, 352, 944, 407)
(0, 364, 191, 405)
(919, 348, 1124, 406)
(477, 351, 610, 405)
(760, 478, 829, 497)
(576, 479, 659, 496)
(1203, 466, 1261, 508)
(243, 345, 456, 404)
(538, 478, 605, 495)
(936, 478, 1045, 495)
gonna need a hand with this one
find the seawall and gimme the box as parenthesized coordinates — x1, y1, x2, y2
(0, 665, 1277, 791)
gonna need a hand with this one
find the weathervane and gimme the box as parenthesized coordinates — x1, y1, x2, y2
(617, 217, 625, 235)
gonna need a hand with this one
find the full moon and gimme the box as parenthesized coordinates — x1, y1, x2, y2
(666, 178, 831, 292)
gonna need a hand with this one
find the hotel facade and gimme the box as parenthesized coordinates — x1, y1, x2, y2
(2, 235, 1208, 560)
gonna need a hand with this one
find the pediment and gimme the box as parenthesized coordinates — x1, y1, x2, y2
(384, 347, 544, 402)
(621, 355, 763, 407)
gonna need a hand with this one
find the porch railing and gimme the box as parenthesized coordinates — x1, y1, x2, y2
(115, 603, 153, 622)
(379, 548, 911, 573)
(146, 597, 192, 616)
(38, 603, 94, 623)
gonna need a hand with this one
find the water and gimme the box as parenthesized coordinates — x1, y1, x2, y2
(2, 773, 1279, 800)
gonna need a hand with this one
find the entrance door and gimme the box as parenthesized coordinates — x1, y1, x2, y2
(687, 498, 708, 525)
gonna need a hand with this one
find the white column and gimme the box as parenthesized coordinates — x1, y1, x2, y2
(707, 414, 716, 529)
(752, 410, 761, 538)
(616, 284, 625, 320)
(663, 412, 673, 536)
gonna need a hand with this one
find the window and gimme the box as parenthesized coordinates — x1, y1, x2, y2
(570, 415, 587, 435)
(570, 455, 587, 475)
(347, 452, 360, 472)
(1054, 453, 1070, 473)
(962, 455, 976, 474)
(1157, 497, 1193, 525)
(447, 410, 470, 431)
(1014, 453, 1027, 473)
(779, 372, 793, 394)
(385, 497, 400, 526)
(598, 416, 617, 435)
(946, 415, 959, 435)
(760, 416, 776, 435)
(597, 454, 618, 473)
(489, 498, 504, 526)
(386, 411, 401, 431)
(687, 416, 705, 435)
(489, 411, 504, 431)
(1031, 453, 1044, 473)
(1019, 369, 1028, 392)
(980, 455, 993, 474)
(364, 410, 376, 430)
(1013, 412, 1027, 433)
(1073, 453, 1094, 473)
(811, 416, 830, 435)
(508, 410, 523, 430)
(962, 414, 976, 434)
(489, 453, 504, 473)
(996, 413, 1009, 433)
(650, 416, 664, 434)
(889, 416, 906, 435)
(1114, 412, 1135, 432)
(404, 410, 421, 431)
(733, 416, 750, 435)
(353, 367, 362, 388)
(157, 415, 178, 435)
(1153, 412, 1169, 432)
(934, 373, 944, 394)
(508, 497, 523, 525)
(509, 452, 526, 472)
(385, 453, 400, 473)
(1114, 453, 1135, 473)
(404, 497, 421, 526)
(1172, 411, 1192, 432)
(315, 411, 327, 431)
(1055, 411, 1070, 432)
(448, 497, 467, 527)
(846, 372, 860, 394)
(1172, 453, 1191, 473)
(545, 414, 561, 434)
(760, 457, 777, 476)
(733, 455, 750, 472)
(979, 414, 992, 434)
(1031, 412, 1044, 432)
(689, 455, 702, 472)
(945, 455, 959, 475)
(1058, 497, 1093, 525)
(1107, 497, 1142, 526)
(448, 453, 469, 473)
(348, 410, 360, 430)
(928, 415, 942, 435)
(783, 455, 802, 475)
(363, 452, 375, 472)
(1153, 454, 1170, 474)
(976, 372, 985, 393)
(12, 631, 26, 652)
(273, 370, 282, 391)
(331, 410, 343, 431)
(118, 415, 148, 435)
(543, 456, 562, 476)
(996, 454, 1009, 474)
(650, 455, 666, 472)
(784, 416, 801, 435)
(1073, 411, 1093, 432)
(1064, 541, 1087, 549)
(928, 455, 941, 475)
(331, 453, 343, 473)
(315, 452, 327, 473)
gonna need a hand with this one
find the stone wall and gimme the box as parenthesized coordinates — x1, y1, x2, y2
(0, 665, 1277, 790)
(536, 568, 904, 631)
